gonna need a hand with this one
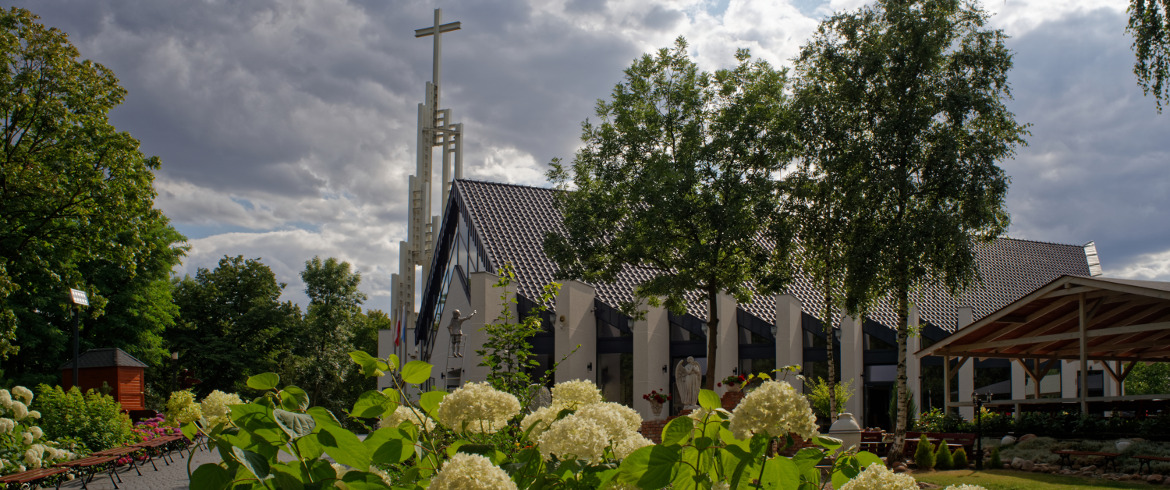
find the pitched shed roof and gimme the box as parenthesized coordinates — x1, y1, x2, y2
(58, 347, 147, 370)
(918, 275, 1170, 362)
(453, 179, 1092, 331)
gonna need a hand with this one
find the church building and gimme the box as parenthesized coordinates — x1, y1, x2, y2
(381, 178, 1108, 427)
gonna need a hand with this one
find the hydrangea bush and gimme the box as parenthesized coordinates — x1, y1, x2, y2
(0, 387, 76, 475)
(183, 351, 986, 489)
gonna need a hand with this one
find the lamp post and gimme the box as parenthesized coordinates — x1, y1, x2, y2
(973, 391, 992, 470)
(68, 288, 89, 389)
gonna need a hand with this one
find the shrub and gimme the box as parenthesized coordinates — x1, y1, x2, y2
(915, 407, 972, 433)
(915, 438, 935, 470)
(952, 446, 968, 469)
(934, 439, 953, 469)
(32, 384, 134, 453)
(0, 386, 76, 474)
(165, 390, 201, 425)
(989, 445, 1001, 469)
(807, 377, 853, 423)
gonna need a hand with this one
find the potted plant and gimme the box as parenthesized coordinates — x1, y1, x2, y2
(642, 389, 671, 416)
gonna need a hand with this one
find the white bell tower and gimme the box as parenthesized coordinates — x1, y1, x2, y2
(387, 9, 463, 370)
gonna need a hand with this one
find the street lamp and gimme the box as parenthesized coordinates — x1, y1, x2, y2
(68, 288, 88, 389)
(972, 391, 993, 471)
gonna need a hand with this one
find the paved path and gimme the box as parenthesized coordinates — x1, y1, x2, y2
(58, 446, 221, 490)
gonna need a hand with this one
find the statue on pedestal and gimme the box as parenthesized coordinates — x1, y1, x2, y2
(675, 356, 702, 408)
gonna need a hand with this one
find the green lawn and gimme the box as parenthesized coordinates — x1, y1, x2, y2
(912, 470, 1152, 489)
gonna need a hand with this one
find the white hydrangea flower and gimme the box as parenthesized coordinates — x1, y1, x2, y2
(437, 382, 520, 434)
(0, 418, 14, 433)
(520, 405, 561, 441)
(11, 386, 33, 404)
(712, 482, 730, 490)
(0, 389, 11, 407)
(21, 432, 33, 445)
(727, 381, 818, 441)
(10, 401, 28, 420)
(575, 402, 641, 442)
(839, 463, 918, 490)
(200, 390, 243, 428)
(944, 485, 987, 490)
(612, 432, 654, 460)
(550, 379, 602, 409)
(29, 426, 43, 440)
(537, 414, 608, 463)
(25, 410, 40, 420)
(23, 444, 44, 468)
(428, 452, 517, 490)
(379, 405, 435, 432)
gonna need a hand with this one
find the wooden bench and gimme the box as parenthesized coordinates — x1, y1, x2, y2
(1053, 449, 1120, 472)
(0, 466, 68, 490)
(860, 431, 890, 456)
(54, 455, 120, 489)
(927, 432, 977, 454)
(1135, 455, 1170, 474)
(91, 444, 146, 476)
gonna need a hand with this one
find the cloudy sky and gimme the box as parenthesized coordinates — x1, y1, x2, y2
(13, 0, 1169, 312)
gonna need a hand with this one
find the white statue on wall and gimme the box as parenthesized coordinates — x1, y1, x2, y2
(447, 309, 476, 358)
(675, 356, 702, 408)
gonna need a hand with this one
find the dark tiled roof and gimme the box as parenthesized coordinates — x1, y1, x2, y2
(453, 179, 1091, 332)
(57, 348, 147, 370)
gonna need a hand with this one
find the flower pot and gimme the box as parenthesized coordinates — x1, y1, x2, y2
(650, 401, 663, 417)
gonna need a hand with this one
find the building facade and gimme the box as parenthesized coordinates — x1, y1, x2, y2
(381, 179, 1109, 426)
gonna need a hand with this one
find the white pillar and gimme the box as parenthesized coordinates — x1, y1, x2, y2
(775, 294, 804, 393)
(956, 306, 975, 419)
(466, 271, 507, 384)
(715, 293, 739, 396)
(1061, 360, 1078, 399)
(839, 315, 864, 418)
(554, 280, 597, 384)
(907, 305, 922, 420)
(634, 302, 671, 419)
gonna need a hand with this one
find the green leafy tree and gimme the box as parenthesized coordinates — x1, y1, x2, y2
(1129, 0, 1170, 111)
(291, 256, 366, 417)
(476, 263, 562, 403)
(172, 256, 301, 395)
(545, 38, 796, 389)
(1124, 362, 1170, 394)
(0, 7, 186, 383)
(794, 0, 1026, 461)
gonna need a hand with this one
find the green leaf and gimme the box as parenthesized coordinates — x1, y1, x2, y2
(419, 390, 447, 419)
(387, 354, 400, 371)
(615, 445, 680, 489)
(279, 386, 310, 411)
(340, 470, 392, 489)
(661, 416, 693, 446)
(698, 389, 720, 410)
(180, 422, 198, 441)
(349, 351, 385, 378)
(247, 373, 280, 391)
(307, 459, 337, 483)
(190, 463, 233, 490)
(318, 423, 371, 470)
(856, 450, 882, 468)
(791, 447, 825, 473)
(231, 446, 270, 480)
(366, 427, 414, 465)
(307, 406, 342, 427)
(273, 409, 316, 440)
(761, 456, 800, 490)
(294, 432, 324, 460)
(401, 360, 433, 384)
(351, 390, 394, 418)
(268, 462, 307, 490)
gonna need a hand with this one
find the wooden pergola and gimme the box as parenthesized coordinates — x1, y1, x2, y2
(917, 275, 1170, 413)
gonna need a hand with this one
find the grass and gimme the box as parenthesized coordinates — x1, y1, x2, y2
(913, 469, 1151, 489)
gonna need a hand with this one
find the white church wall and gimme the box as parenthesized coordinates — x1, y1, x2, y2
(714, 293, 738, 397)
(775, 294, 803, 393)
(634, 302, 671, 420)
(554, 280, 596, 384)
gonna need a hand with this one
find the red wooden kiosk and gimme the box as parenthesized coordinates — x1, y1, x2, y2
(59, 347, 147, 411)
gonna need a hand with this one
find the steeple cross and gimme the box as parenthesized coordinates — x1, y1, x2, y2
(415, 9, 461, 107)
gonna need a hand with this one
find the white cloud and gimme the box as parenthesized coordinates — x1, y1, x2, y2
(1111, 248, 1170, 282)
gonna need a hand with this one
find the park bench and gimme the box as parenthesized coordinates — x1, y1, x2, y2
(860, 431, 890, 456)
(1053, 449, 1120, 472)
(1135, 455, 1170, 474)
(91, 444, 146, 477)
(135, 435, 185, 471)
(0, 466, 67, 490)
(54, 454, 120, 490)
(927, 432, 977, 454)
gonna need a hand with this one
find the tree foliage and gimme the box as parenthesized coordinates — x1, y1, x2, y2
(545, 38, 796, 389)
(794, 0, 1026, 462)
(0, 7, 185, 383)
(290, 256, 366, 418)
(172, 256, 301, 395)
(1128, 0, 1170, 111)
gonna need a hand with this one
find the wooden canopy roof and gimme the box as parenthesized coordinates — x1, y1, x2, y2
(917, 275, 1170, 363)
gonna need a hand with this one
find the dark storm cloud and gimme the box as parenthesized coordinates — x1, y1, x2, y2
(1001, 8, 1170, 273)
